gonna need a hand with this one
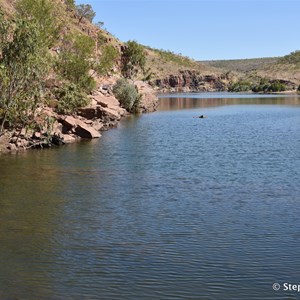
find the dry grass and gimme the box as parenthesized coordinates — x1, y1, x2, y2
(200, 57, 279, 73)
(144, 48, 222, 79)
(201, 52, 300, 86)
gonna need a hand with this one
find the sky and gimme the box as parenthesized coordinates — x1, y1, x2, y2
(75, 0, 300, 61)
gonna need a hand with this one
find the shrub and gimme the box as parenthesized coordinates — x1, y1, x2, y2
(54, 83, 89, 115)
(113, 79, 141, 113)
(96, 45, 119, 76)
(97, 32, 108, 47)
(56, 33, 96, 92)
(252, 79, 286, 93)
(228, 80, 252, 92)
(297, 85, 300, 92)
(268, 81, 286, 92)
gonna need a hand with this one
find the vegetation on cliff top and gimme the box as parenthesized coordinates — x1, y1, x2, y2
(202, 51, 300, 87)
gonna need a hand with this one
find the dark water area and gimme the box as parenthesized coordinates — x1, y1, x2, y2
(0, 93, 300, 299)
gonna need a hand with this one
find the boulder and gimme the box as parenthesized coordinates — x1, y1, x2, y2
(62, 134, 76, 144)
(60, 115, 101, 139)
(62, 116, 78, 128)
(78, 107, 97, 120)
(135, 81, 159, 113)
(101, 106, 122, 121)
(75, 123, 101, 139)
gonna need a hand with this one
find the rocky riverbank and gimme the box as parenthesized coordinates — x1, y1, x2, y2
(0, 79, 158, 155)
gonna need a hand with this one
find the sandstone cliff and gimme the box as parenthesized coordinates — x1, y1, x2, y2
(152, 70, 234, 92)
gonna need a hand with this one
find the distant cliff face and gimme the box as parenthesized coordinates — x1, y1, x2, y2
(152, 70, 232, 92)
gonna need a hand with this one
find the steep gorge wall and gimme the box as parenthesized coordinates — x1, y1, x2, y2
(153, 70, 233, 92)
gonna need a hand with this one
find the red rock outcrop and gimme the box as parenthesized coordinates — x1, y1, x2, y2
(153, 70, 232, 92)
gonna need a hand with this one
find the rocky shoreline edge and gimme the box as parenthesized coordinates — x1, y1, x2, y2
(0, 79, 159, 155)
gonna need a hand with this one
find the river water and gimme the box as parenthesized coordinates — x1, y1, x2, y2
(0, 93, 300, 300)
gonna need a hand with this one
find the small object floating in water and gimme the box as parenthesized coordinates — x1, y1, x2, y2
(193, 115, 207, 119)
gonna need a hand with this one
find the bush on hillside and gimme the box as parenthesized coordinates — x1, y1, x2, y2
(113, 79, 141, 113)
(97, 32, 108, 46)
(267, 81, 286, 92)
(54, 83, 89, 115)
(228, 80, 252, 92)
(96, 45, 119, 76)
(252, 79, 286, 93)
(56, 33, 96, 92)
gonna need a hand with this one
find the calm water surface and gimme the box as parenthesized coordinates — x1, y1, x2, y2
(0, 93, 300, 300)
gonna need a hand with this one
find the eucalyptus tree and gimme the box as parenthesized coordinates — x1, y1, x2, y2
(16, 0, 61, 48)
(121, 40, 146, 80)
(76, 4, 96, 23)
(0, 10, 49, 133)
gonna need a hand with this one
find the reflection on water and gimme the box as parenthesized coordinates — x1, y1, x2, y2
(158, 93, 300, 111)
(0, 93, 300, 300)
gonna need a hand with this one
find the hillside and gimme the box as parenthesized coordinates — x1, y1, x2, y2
(200, 51, 300, 87)
(200, 57, 279, 73)
(254, 51, 300, 85)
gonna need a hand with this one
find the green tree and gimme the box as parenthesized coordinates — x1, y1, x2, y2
(113, 78, 141, 113)
(76, 4, 96, 23)
(96, 45, 119, 76)
(16, 0, 61, 48)
(0, 11, 48, 134)
(56, 33, 96, 92)
(121, 40, 146, 80)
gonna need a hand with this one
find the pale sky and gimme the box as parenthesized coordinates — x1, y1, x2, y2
(76, 0, 300, 60)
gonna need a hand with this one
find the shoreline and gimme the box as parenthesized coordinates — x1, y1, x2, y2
(0, 79, 159, 155)
(1, 87, 299, 155)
